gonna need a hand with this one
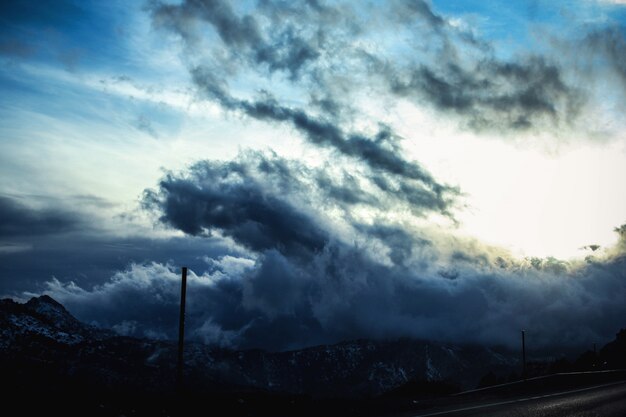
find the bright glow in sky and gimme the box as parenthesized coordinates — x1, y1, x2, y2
(452, 139, 625, 258)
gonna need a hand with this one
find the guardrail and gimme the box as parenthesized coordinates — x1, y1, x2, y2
(455, 369, 626, 398)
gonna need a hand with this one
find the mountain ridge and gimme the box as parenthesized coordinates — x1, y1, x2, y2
(1, 295, 519, 396)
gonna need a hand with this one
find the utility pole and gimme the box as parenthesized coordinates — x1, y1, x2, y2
(521, 330, 526, 379)
(177, 266, 188, 388)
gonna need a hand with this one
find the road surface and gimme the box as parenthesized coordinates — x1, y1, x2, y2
(409, 381, 626, 417)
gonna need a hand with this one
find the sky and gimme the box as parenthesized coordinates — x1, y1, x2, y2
(0, 0, 625, 352)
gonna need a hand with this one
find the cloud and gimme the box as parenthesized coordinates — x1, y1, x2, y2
(144, 155, 328, 255)
(0, 192, 244, 295)
(583, 27, 626, 87)
(0, 231, 243, 296)
(189, 68, 454, 197)
(151, 0, 322, 80)
(40, 224, 626, 352)
(0, 243, 32, 254)
(40, 260, 258, 347)
(149, 0, 591, 136)
(378, 1, 583, 132)
(353, 222, 431, 265)
(0, 195, 81, 237)
(133, 114, 159, 138)
(143, 155, 329, 260)
(87, 156, 625, 350)
(152, 0, 460, 210)
(143, 151, 458, 256)
(392, 0, 446, 29)
(387, 56, 581, 131)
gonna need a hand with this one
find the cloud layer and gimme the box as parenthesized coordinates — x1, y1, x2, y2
(38, 152, 626, 352)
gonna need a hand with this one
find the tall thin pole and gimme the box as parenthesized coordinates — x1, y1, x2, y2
(521, 330, 526, 379)
(177, 266, 188, 387)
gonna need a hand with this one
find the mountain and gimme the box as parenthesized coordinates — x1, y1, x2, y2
(0, 295, 113, 346)
(184, 339, 518, 396)
(0, 295, 518, 397)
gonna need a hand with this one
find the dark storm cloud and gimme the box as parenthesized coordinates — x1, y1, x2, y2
(193, 68, 419, 178)
(130, 157, 626, 351)
(257, 26, 321, 79)
(0, 232, 239, 296)
(315, 171, 378, 206)
(369, 173, 456, 215)
(354, 222, 431, 265)
(143, 157, 329, 260)
(373, 0, 583, 132)
(150, 0, 590, 141)
(150, 0, 459, 217)
(0, 195, 81, 237)
(190, 67, 457, 214)
(389, 57, 580, 131)
(152, 0, 263, 46)
(151, 0, 321, 79)
(0, 192, 244, 297)
(40, 225, 626, 352)
(393, 0, 446, 29)
(142, 150, 459, 266)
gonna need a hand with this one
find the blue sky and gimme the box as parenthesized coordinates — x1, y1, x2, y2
(1, 0, 625, 351)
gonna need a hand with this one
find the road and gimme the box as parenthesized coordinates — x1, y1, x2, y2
(409, 381, 626, 417)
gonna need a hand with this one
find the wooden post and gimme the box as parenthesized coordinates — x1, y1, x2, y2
(177, 266, 188, 388)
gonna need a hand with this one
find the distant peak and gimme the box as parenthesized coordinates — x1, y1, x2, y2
(25, 294, 75, 323)
(26, 294, 65, 309)
(36, 294, 58, 303)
